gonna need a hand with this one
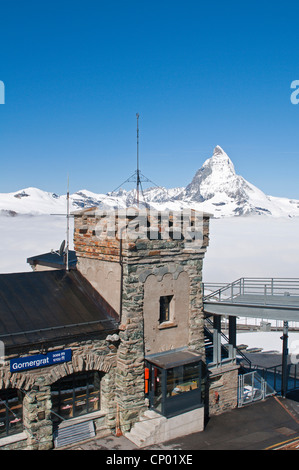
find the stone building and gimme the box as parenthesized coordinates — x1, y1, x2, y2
(0, 207, 239, 450)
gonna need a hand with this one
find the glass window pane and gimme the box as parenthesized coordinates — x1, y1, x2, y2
(0, 400, 7, 438)
(167, 363, 200, 396)
(184, 364, 200, 390)
(153, 367, 163, 412)
(51, 372, 101, 421)
(88, 374, 101, 412)
(0, 389, 23, 437)
(159, 296, 173, 323)
(73, 374, 88, 417)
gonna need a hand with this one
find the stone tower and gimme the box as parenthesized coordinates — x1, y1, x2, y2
(73, 207, 210, 430)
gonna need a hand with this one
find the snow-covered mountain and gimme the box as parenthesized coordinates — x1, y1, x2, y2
(180, 145, 299, 217)
(1, 145, 299, 218)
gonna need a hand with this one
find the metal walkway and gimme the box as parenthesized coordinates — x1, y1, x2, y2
(203, 278, 299, 397)
(203, 278, 299, 322)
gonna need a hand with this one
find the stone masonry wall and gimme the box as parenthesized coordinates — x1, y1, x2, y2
(0, 335, 117, 450)
(207, 364, 239, 416)
(73, 208, 210, 432)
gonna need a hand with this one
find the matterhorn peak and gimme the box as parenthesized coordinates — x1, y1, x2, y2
(203, 145, 235, 174)
(185, 145, 239, 202)
(213, 145, 226, 156)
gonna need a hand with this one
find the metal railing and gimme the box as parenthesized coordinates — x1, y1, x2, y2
(204, 317, 252, 369)
(251, 362, 299, 396)
(238, 371, 276, 407)
(203, 278, 299, 305)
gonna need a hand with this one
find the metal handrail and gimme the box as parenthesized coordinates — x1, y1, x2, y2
(203, 278, 299, 304)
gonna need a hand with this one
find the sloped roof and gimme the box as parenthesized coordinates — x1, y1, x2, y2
(27, 250, 77, 269)
(0, 269, 119, 348)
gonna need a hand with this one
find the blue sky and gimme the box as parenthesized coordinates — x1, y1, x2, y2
(1, 0, 299, 198)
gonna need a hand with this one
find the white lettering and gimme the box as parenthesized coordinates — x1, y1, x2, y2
(291, 80, 299, 104)
(107, 455, 141, 467)
(0, 81, 4, 104)
(12, 356, 50, 370)
(150, 454, 193, 465)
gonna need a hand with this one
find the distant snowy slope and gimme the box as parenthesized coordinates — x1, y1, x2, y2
(1, 146, 299, 217)
(0, 188, 70, 215)
(0, 187, 127, 216)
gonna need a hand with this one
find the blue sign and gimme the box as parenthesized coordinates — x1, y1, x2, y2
(10, 349, 72, 373)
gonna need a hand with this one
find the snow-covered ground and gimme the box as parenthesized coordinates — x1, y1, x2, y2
(236, 331, 299, 354)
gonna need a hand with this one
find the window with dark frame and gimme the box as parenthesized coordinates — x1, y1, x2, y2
(0, 389, 23, 438)
(159, 295, 173, 324)
(51, 371, 101, 423)
(145, 359, 202, 418)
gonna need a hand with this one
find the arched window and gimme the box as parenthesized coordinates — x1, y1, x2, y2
(51, 371, 101, 423)
(0, 389, 23, 437)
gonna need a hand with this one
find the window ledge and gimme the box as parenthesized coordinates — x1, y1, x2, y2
(158, 321, 178, 330)
(58, 410, 106, 429)
(0, 431, 27, 447)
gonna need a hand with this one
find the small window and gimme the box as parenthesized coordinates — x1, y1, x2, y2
(159, 295, 173, 324)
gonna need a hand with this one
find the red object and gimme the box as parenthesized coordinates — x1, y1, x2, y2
(144, 368, 150, 393)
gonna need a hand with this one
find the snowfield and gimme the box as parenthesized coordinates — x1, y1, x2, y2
(0, 213, 297, 283)
(0, 214, 74, 274)
(203, 215, 299, 282)
(236, 331, 299, 353)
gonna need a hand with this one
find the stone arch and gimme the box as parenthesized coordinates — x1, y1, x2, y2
(0, 352, 116, 391)
(46, 353, 116, 386)
(48, 353, 117, 424)
(0, 367, 36, 392)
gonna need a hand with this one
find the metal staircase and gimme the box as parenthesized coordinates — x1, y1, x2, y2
(204, 317, 252, 370)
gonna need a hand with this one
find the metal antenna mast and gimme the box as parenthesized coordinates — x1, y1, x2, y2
(136, 112, 140, 207)
(110, 113, 169, 207)
(66, 175, 70, 271)
(50, 175, 73, 271)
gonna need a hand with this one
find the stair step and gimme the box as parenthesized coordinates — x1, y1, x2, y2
(143, 409, 166, 421)
(125, 409, 167, 447)
(133, 422, 156, 437)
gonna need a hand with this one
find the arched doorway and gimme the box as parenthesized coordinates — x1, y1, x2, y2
(51, 371, 102, 424)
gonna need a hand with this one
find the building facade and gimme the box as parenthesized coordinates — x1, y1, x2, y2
(0, 207, 239, 450)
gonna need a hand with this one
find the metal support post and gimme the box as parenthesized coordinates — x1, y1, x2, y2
(281, 321, 289, 397)
(228, 316, 237, 361)
(228, 316, 237, 348)
(213, 315, 222, 365)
